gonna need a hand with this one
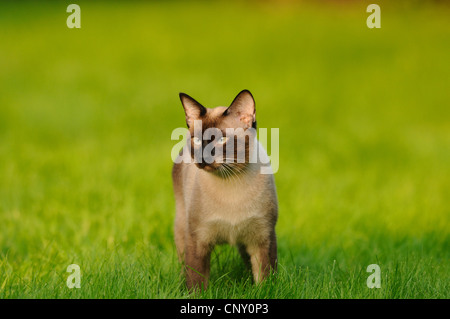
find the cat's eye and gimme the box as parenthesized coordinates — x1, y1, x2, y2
(192, 137, 202, 145)
(217, 137, 228, 144)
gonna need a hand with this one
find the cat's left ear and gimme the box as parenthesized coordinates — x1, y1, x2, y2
(223, 90, 256, 129)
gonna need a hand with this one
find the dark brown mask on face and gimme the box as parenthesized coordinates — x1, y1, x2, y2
(179, 90, 257, 177)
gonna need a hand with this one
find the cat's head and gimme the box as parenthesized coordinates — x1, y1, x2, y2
(179, 90, 257, 177)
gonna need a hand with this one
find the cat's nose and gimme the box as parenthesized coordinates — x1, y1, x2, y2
(202, 155, 215, 165)
(198, 162, 206, 168)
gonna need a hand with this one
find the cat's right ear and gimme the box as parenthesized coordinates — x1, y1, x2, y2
(179, 93, 207, 128)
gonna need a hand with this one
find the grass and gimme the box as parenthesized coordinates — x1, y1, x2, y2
(0, 0, 449, 298)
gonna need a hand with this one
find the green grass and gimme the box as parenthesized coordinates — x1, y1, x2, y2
(0, 1, 449, 298)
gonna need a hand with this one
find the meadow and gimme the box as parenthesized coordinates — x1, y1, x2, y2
(0, 1, 448, 298)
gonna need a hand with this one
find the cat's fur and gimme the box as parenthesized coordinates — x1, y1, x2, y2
(172, 90, 278, 291)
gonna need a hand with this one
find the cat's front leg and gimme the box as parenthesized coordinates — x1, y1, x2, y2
(184, 234, 212, 291)
(248, 231, 277, 283)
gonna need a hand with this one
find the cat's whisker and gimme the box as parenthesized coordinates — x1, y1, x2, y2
(218, 164, 229, 179)
(223, 164, 234, 181)
(220, 163, 232, 181)
(227, 163, 248, 185)
(232, 166, 246, 185)
(223, 163, 243, 185)
(219, 165, 229, 180)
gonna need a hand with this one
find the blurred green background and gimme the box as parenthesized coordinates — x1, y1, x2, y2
(0, 0, 449, 298)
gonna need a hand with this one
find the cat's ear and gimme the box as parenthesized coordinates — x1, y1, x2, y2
(179, 93, 207, 128)
(223, 90, 256, 129)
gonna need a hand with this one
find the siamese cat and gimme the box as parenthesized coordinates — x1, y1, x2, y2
(172, 90, 278, 291)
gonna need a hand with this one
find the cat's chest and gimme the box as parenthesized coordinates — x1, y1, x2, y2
(198, 204, 269, 246)
(197, 187, 267, 243)
(186, 169, 273, 244)
(204, 198, 257, 224)
(199, 181, 261, 221)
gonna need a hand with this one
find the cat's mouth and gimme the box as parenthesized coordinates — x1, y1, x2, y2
(195, 162, 220, 172)
(196, 161, 249, 180)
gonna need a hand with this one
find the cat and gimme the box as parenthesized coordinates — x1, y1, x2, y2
(172, 90, 278, 291)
